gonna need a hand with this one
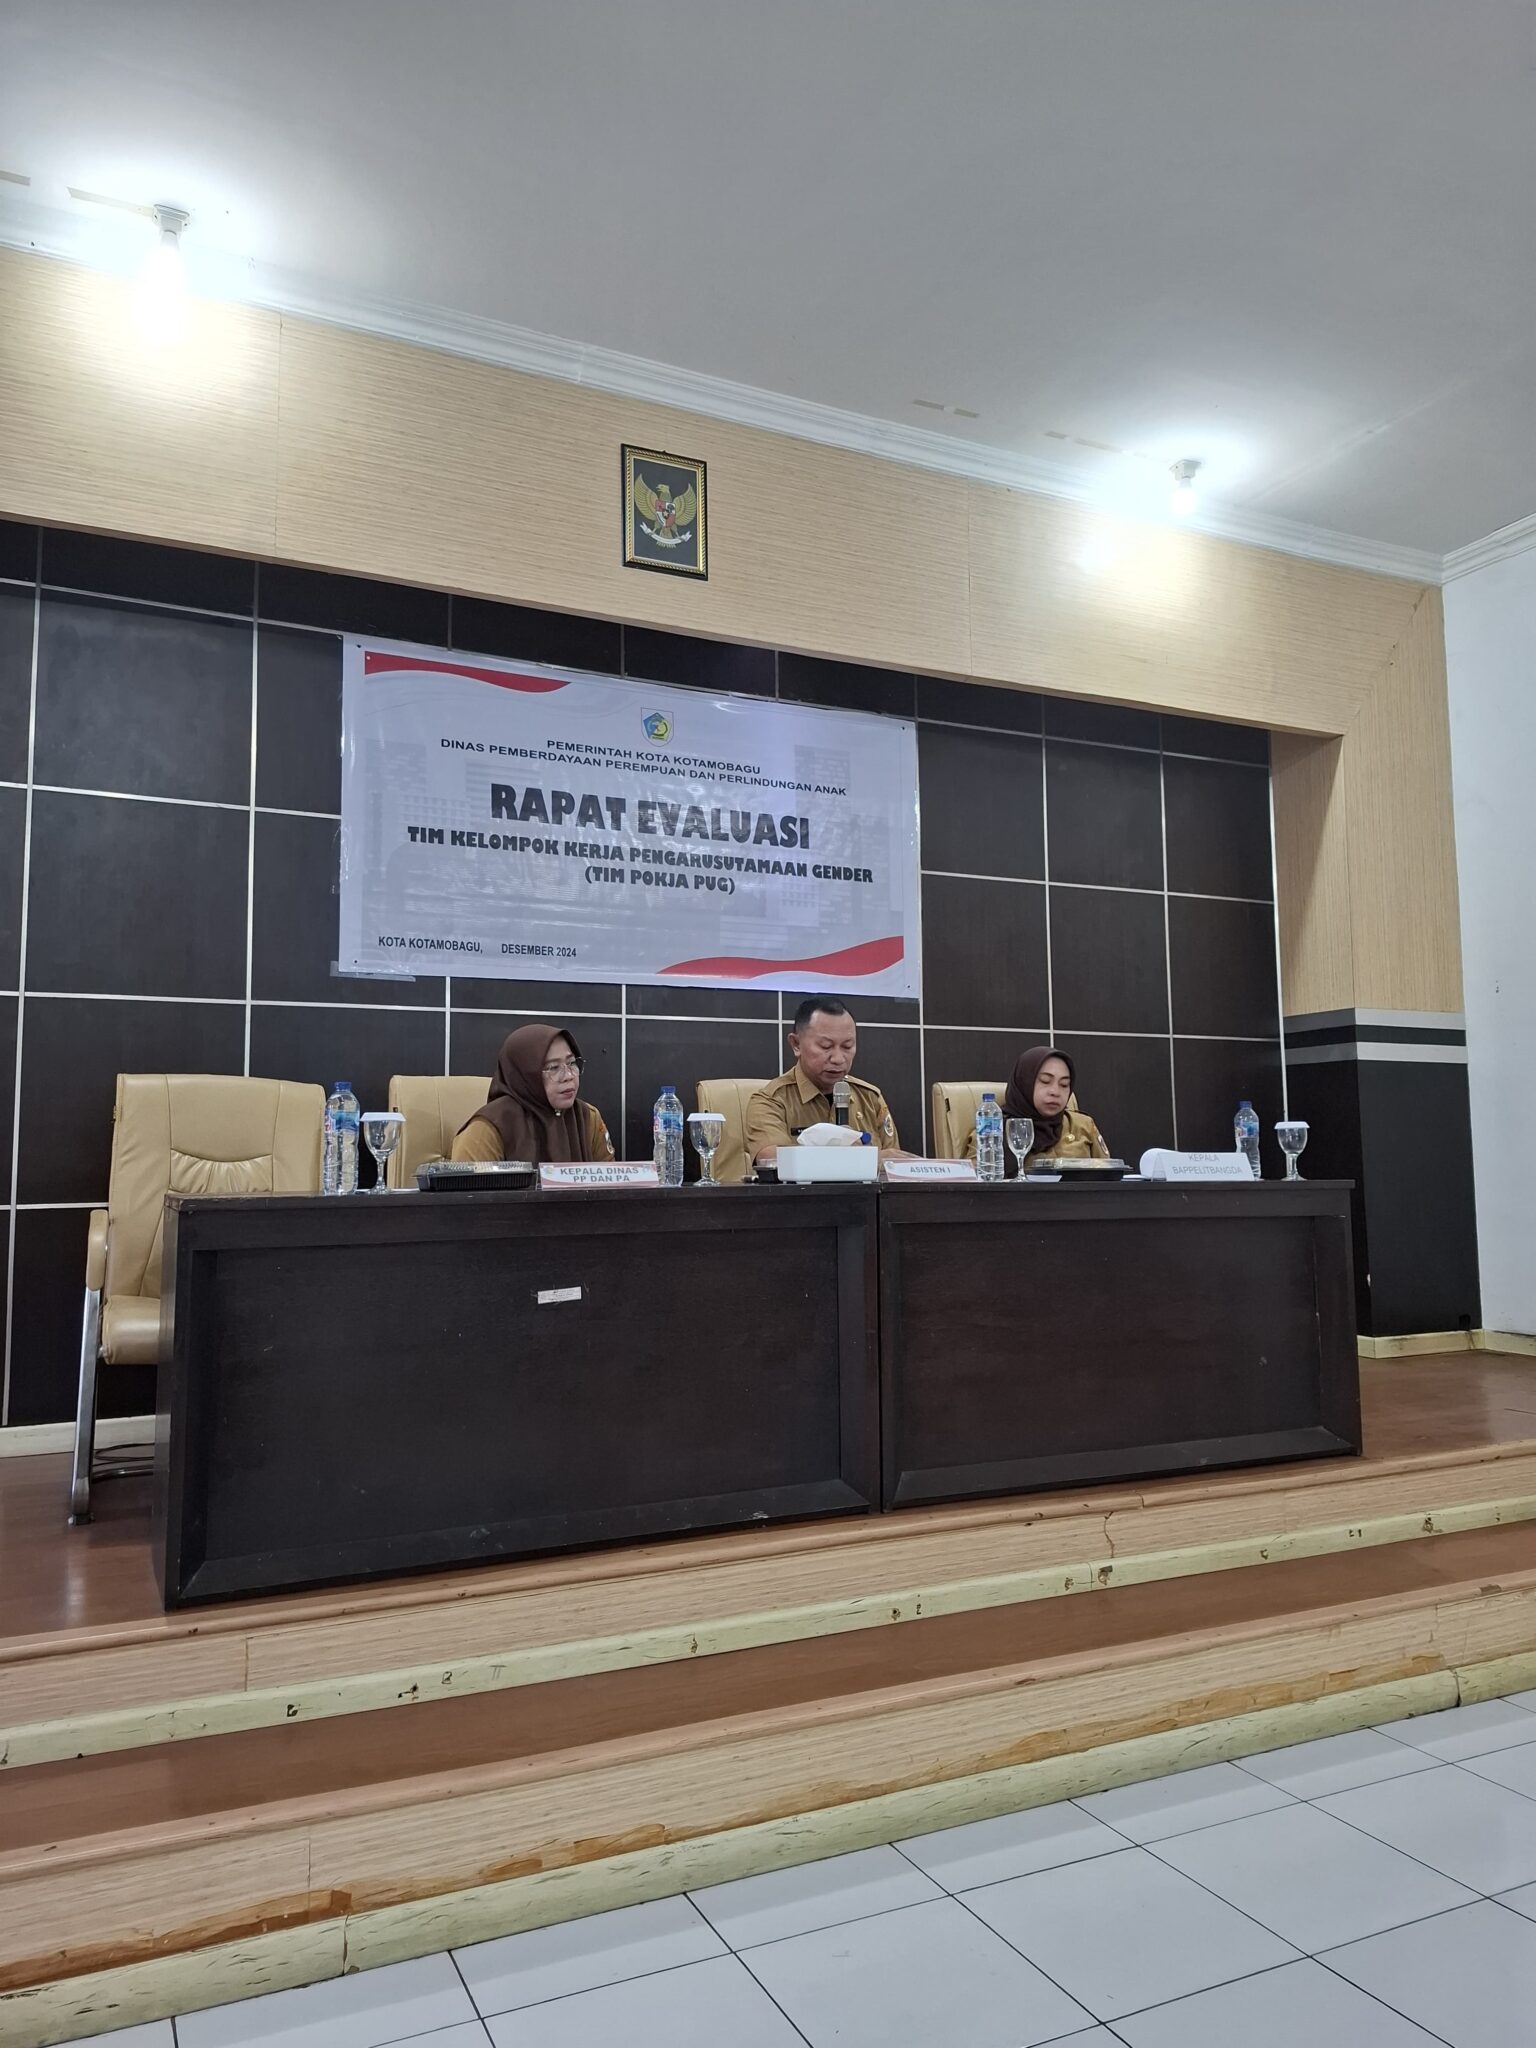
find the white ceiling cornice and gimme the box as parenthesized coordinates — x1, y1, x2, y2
(0, 213, 1453, 587)
(1442, 509, 1536, 582)
(261, 266, 1448, 588)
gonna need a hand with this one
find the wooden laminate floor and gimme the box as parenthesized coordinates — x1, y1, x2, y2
(3, 1352, 1534, 1651)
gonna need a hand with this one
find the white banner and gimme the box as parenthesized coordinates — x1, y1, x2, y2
(338, 640, 920, 995)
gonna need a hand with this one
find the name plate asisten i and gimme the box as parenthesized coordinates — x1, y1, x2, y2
(883, 1159, 977, 1182)
(539, 1162, 661, 1189)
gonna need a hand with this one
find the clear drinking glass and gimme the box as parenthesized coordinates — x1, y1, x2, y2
(687, 1111, 726, 1186)
(361, 1111, 405, 1191)
(1275, 1120, 1309, 1181)
(1005, 1117, 1034, 1179)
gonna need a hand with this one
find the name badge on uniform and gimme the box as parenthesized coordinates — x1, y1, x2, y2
(883, 1159, 977, 1182)
(539, 1162, 661, 1189)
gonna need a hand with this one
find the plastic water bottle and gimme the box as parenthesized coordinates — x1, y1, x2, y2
(1235, 1100, 1261, 1180)
(975, 1091, 1005, 1182)
(652, 1085, 684, 1187)
(323, 1082, 360, 1195)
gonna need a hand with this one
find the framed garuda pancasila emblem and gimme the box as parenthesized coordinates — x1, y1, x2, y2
(622, 444, 708, 579)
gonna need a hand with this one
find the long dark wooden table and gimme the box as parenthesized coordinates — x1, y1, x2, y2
(154, 1184, 879, 1605)
(880, 1179, 1359, 1507)
(154, 1179, 1357, 1606)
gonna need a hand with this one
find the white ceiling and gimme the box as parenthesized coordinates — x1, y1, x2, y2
(3, 0, 1536, 567)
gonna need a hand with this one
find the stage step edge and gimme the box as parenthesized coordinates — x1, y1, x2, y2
(8, 1486, 1536, 1770)
(6, 1648, 1535, 2048)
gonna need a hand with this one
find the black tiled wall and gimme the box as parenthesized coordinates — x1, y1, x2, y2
(0, 526, 1281, 1426)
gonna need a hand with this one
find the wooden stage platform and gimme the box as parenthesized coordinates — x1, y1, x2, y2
(5, 1352, 1536, 2045)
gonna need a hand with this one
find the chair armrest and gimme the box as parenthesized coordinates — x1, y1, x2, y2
(85, 1209, 108, 1292)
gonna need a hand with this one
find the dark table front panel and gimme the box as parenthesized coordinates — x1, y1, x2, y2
(879, 1182, 1359, 1507)
(156, 1185, 878, 1605)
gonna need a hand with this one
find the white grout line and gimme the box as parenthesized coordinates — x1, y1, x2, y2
(1040, 734, 1054, 1044)
(1, 780, 339, 821)
(911, 723, 928, 1147)
(243, 568, 259, 1075)
(921, 869, 1271, 908)
(24, 990, 247, 1005)
(38, 580, 255, 626)
(2, 538, 40, 1424)
(1269, 769, 1290, 1121)
(32, 782, 249, 811)
(1159, 743, 1179, 1146)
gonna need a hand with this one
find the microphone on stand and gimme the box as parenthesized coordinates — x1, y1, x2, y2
(832, 1078, 851, 1127)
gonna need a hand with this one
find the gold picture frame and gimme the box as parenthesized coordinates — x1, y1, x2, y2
(622, 444, 708, 579)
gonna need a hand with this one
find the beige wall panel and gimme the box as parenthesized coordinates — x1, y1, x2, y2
(1343, 587, 1464, 1012)
(0, 251, 279, 557)
(966, 483, 1424, 737)
(1272, 731, 1355, 1015)
(273, 318, 972, 676)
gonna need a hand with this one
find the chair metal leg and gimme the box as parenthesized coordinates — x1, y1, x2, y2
(69, 1287, 102, 1525)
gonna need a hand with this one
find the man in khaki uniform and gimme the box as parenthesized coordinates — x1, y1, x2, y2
(745, 996, 909, 1168)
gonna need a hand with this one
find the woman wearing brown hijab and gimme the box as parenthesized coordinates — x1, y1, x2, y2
(964, 1045, 1109, 1175)
(451, 1023, 616, 1164)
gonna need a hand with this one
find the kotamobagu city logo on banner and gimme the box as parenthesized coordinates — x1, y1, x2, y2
(643, 711, 672, 742)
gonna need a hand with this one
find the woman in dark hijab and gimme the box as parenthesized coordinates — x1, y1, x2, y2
(968, 1045, 1109, 1174)
(451, 1023, 615, 1164)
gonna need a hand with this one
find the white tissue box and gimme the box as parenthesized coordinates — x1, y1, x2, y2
(775, 1145, 880, 1183)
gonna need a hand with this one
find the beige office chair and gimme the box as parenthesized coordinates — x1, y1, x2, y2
(386, 1074, 492, 1185)
(930, 1079, 1081, 1158)
(929, 1081, 1005, 1158)
(73, 1073, 325, 1522)
(695, 1078, 772, 1184)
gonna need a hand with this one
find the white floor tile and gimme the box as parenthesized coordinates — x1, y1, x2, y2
(1376, 1698, 1536, 1761)
(1236, 1727, 1442, 1800)
(1150, 1801, 1474, 1951)
(1502, 1685, 1536, 1714)
(1073, 1760, 1293, 1843)
(177, 1955, 477, 2048)
(690, 1844, 941, 1948)
(1325, 1898, 1536, 2047)
(54, 2028, 176, 2048)
(960, 1843, 1296, 2021)
(403, 2026, 487, 2044)
(482, 1953, 805, 2047)
(740, 1895, 1091, 2048)
(897, 1800, 1125, 1891)
(1112, 1956, 1444, 2046)
(454, 1895, 722, 2016)
(1494, 1878, 1536, 1922)
(1319, 1765, 1536, 1893)
(1457, 1738, 1536, 1802)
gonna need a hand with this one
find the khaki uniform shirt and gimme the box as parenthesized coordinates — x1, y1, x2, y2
(744, 1066, 900, 1164)
(963, 1105, 1109, 1168)
(451, 1100, 615, 1165)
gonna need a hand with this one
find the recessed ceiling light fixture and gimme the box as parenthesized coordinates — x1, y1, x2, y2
(136, 203, 190, 343)
(1168, 457, 1202, 518)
